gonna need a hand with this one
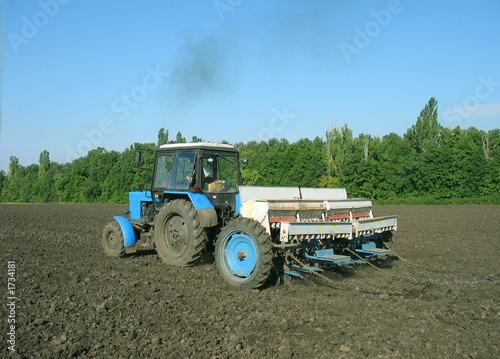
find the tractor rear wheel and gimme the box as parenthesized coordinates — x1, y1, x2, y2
(154, 199, 208, 266)
(102, 221, 125, 258)
(215, 218, 273, 290)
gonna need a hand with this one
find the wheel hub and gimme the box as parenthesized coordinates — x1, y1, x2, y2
(165, 217, 187, 255)
(237, 249, 247, 260)
(107, 232, 118, 249)
(224, 232, 257, 277)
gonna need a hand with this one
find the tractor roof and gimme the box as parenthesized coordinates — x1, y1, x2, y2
(158, 142, 235, 150)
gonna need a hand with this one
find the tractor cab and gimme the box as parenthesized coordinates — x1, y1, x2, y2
(151, 143, 243, 212)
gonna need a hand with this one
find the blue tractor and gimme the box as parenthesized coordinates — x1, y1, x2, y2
(103, 142, 397, 290)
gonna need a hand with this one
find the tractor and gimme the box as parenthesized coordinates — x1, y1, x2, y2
(102, 142, 397, 290)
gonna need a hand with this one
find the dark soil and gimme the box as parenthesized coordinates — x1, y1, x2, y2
(1, 204, 499, 358)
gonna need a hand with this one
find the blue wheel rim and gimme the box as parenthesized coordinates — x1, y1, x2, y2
(223, 230, 257, 277)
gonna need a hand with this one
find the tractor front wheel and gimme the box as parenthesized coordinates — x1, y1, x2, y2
(215, 218, 273, 290)
(154, 199, 208, 266)
(102, 221, 125, 258)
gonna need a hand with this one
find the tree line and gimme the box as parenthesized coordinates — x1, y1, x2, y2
(1, 98, 499, 204)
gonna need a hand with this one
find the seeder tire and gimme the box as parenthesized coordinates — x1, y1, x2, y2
(215, 218, 273, 290)
(154, 199, 208, 266)
(102, 221, 126, 258)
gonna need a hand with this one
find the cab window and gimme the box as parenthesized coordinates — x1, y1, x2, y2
(201, 154, 238, 192)
(154, 154, 174, 188)
(170, 152, 195, 189)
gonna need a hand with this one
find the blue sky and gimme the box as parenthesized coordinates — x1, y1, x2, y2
(1, 0, 499, 172)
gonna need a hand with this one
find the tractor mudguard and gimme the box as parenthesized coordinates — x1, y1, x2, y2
(185, 192, 213, 209)
(163, 191, 218, 227)
(113, 216, 136, 247)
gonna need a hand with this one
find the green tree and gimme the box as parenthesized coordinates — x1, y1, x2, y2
(479, 129, 500, 198)
(157, 128, 169, 146)
(318, 175, 340, 188)
(378, 132, 415, 198)
(36, 151, 55, 202)
(1, 122, 499, 204)
(0, 170, 5, 194)
(191, 136, 204, 143)
(174, 131, 186, 143)
(39, 150, 50, 175)
(285, 137, 326, 187)
(326, 123, 353, 181)
(405, 97, 442, 155)
(8, 156, 21, 181)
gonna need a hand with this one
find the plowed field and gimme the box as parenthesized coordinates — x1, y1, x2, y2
(1, 204, 499, 358)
